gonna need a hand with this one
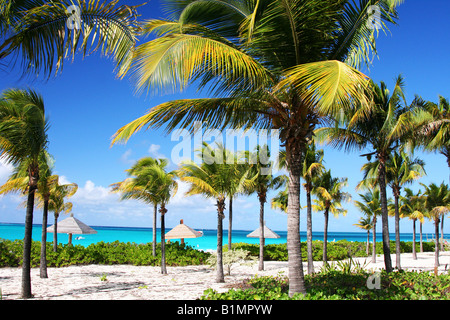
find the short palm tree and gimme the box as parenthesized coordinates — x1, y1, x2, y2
(421, 182, 450, 270)
(111, 0, 404, 295)
(0, 0, 141, 78)
(177, 142, 248, 282)
(317, 75, 410, 272)
(312, 170, 350, 264)
(354, 189, 382, 263)
(353, 216, 373, 255)
(0, 88, 49, 299)
(111, 157, 168, 257)
(245, 145, 285, 271)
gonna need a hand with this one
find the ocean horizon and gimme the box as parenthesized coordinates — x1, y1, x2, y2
(1, 222, 448, 251)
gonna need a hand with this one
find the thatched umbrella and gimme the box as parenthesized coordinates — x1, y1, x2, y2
(165, 219, 203, 244)
(247, 221, 280, 239)
(47, 213, 97, 245)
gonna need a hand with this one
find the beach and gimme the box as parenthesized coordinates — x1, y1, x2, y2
(1, 251, 449, 300)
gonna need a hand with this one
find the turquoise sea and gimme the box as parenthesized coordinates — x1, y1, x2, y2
(1, 223, 448, 251)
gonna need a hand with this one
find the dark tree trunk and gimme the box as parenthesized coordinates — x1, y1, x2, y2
(306, 187, 314, 274)
(412, 219, 417, 260)
(40, 197, 49, 278)
(53, 213, 58, 252)
(153, 203, 157, 257)
(366, 230, 370, 255)
(258, 193, 265, 271)
(434, 217, 440, 271)
(377, 156, 393, 272)
(372, 217, 377, 263)
(420, 221, 423, 253)
(228, 196, 233, 251)
(394, 190, 401, 270)
(216, 199, 225, 283)
(22, 181, 37, 299)
(160, 205, 167, 275)
(286, 143, 306, 296)
(323, 208, 329, 265)
(440, 216, 445, 251)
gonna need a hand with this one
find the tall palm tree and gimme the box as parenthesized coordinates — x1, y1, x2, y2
(245, 145, 285, 271)
(317, 75, 410, 272)
(111, 0, 403, 295)
(357, 150, 425, 269)
(312, 170, 350, 264)
(354, 216, 373, 255)
(399, 188, 425, 260)
(0, 0, 142, 78)
(0, 88, 49, 298)
(354, 189, 382, 263)
(111, 157, 167, 257)
(177, 142, 248, 282)
(301, 142, 325, 273)
(421, 182, 450, 270)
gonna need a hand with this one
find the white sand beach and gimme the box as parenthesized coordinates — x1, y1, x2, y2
(1, 251, 449, 300)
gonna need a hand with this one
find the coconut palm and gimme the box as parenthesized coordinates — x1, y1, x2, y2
(111, 0, 403, 295)
(357, 150, 425, 269)
(399, 188, 425, 260)
(0, 88, 49, 298)
(317, 75, 410, 272)
(312, 170, 351, 264)
(245, 145, 286, 271)
(177, 142, 248, 282)
(271, 186, 288, 213)
(353, 216, 373, 255)
(354, 189, 382, 263)
(421, 182, 450, 270)
(111, 157, 168, 257)
(0, 0, 141, 78)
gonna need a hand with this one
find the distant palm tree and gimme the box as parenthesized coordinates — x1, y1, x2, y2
(312, 170, 351, 264)
(245, 145, 286, 271)
(0, 88, 49, 299)
(421, 182, 450, 270)
(111, 157, 167, 257)
(317, 75, 411, 272)
(0, 0, 141, 78)
(353, 216, 373, 255)
(177, 143, 249, 282)
(354, 189, 383, 263)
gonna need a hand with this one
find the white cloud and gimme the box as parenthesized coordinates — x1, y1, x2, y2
(148, 144, 168, 161)
(120, 149, 134, 165)
(0, 157, 14, 184)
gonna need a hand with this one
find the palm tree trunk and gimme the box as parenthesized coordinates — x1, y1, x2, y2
(22, 183, 37, 299)
(366, 230, 370, 255)
(258, 195, 265, 271)
(394, 192, 401, 270)
(323, 208, 329, 265)
(216, 199, 225, 283)
(53, 213, 58, 252)
(286, 144, 306, 296)
(434, 217, 440, 271)
(372, 218, 377, 263)
(40, 198, 49, 278)
(440, 215, 444, 251)
(306, 187, 314, 274)
(378, 157, 393, 272)
(412, 219, 417, 260)
(153, 203, 157, 257)
(420, 221, 423, 253)
(228, 196, 233, 251)
(160, 205, 167, 275)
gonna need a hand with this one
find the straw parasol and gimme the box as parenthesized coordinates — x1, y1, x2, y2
(165, 219, 203, 244)
(47, 213, 97, 245)
(247, 221, 280, 239)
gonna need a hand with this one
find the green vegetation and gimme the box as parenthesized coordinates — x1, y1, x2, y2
(201, 267, 450, 300)
(0, 240, 210, 268)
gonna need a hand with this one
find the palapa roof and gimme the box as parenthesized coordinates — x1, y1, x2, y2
(246, 222, 280, 239)
(47, 214, 97, 235)
(165, 219, 202, 239)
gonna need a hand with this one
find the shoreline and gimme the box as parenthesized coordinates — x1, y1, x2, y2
(1, 251, 448, 300)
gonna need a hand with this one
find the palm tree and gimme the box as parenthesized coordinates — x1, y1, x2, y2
(111, 157, 167, 257)
(421, 182, 450, 270)
(312, 170, 351, 264)
(317, 75, 410, 272)
(245, 145, 285, 271)
(399, 188, 425, 260)
(354, 216, 373, 255)
(357, 150, 425, 269)
(177, 142, 248, 282)
(271, 186, 288, 213)
(354, 189, 382, 263)
(0, 88, 49, 298)
(0, 0, 141, 78)
(301, 142, 325, 273)
(111, 0, 403, 295)
(46, 178, 78, 252)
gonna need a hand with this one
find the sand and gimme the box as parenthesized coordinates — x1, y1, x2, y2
(0, 251, 449, 300)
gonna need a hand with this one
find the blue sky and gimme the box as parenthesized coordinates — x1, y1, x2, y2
(0, 0, 449, 234)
